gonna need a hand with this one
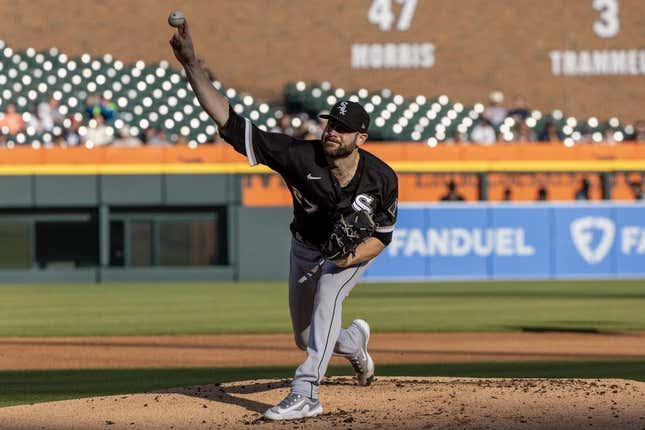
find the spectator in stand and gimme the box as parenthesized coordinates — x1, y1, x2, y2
(512, 121, 537, 143)
(85, 93, 117, 123)
(302, 118, 323, 140)
(100, 94, 118, 123)
(289, 115, 321, 139)
(574, 177, 591, 200)
(84, 115, 113, 147)
(634, 120, 645, 142)
(85, 93, 101, 120)
(273, 114, 294, 135)
(538, 120, 563, 142)
(278, 113, 295, 136)
(26, 104, 42, 133)
(602, 127, 619, 144)
(470, 118, 496, 145)
(142, 127, 170, 146)
(37, 96, 63, 131)
(536, 186, 548, 201)
(503, 187, 512, 201)
(289, 115, 308, 139)
(440, 180, 465, 202)
(507, 96, 530, 120)
(64, 115, 83, 146)
(52, 133, 67, 147)
(112, 126, 142, 147)
(0, 103, 25, 134)
(629, 181, 644, 200)
(484, 90, 508, 127)
(447, 129, 470, 143)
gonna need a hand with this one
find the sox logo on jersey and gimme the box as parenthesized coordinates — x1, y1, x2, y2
(352, 194, 374, 214)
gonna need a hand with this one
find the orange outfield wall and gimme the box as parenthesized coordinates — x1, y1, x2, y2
(240, 171, 645, 205)
(1, 141, 645, 165)
(0, 142, 643, 204)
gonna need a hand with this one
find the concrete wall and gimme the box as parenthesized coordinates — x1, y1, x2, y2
(0, 174, 237, 207)
(0, 174, 293, 282)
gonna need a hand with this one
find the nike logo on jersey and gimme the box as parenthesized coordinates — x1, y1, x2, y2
(307, 173, 322, 180)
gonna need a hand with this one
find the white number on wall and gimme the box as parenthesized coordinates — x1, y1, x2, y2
(593, 0, 620, 38)
(368, 0, 418, 32)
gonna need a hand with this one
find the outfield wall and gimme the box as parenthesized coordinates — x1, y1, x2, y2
(0, 172, 293, 283)
(0, 157, 644, 282)
(364, 202, 645, 281)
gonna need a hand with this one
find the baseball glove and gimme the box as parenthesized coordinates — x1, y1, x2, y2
(321, 211, 376, 260)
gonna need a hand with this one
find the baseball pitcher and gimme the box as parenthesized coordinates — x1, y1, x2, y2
(170, 19, 398, 421)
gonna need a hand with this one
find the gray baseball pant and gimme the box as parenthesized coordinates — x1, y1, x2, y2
(288, 237, 371, 399)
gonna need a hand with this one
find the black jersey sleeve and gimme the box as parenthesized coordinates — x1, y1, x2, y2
(372, 174, 398, 246)
(219, 105, 292, 173)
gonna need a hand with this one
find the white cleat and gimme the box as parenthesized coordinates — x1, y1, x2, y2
(263, 392, 323, 420)
(348, 319, 375, 386)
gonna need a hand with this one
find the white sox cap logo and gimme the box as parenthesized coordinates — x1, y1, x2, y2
(338, 102, 348, 116)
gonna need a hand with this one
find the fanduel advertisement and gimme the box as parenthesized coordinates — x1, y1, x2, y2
(363, 203, 645, 281)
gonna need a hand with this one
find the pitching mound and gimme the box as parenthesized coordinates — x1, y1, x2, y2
(1, 377, 644, 430)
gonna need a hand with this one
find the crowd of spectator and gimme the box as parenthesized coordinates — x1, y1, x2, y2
(446, 91, 645, 145)
(1, 87, 643, 202)
(0, 91, 206, 148)
(283, 90, 645, 146)
(438, 176, 644, 202)
(0, 88, 644, 148)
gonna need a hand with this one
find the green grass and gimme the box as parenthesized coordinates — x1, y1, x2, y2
(0, 280, 644, 336)
(1, 361, 644, 407)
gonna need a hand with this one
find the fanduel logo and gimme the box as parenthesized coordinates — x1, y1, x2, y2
(570, 217, 615, 264)
(388, 228, 535, 257)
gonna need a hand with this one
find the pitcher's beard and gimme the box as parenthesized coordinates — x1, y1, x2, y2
(323, 137, 358, 159)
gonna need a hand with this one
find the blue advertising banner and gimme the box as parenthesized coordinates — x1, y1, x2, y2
(363, 203, 645, 281)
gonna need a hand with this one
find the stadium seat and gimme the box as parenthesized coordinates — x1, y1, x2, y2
(0, 40, 637, 147)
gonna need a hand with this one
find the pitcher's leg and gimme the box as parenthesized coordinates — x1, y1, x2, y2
(291, 261, 369, 399)
(288, 238, 323, 351)
(334, 324, 364, 356)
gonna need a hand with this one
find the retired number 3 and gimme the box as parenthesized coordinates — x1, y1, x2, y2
(592, 0, 619, 38)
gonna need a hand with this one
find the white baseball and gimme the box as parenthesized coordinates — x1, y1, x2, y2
(168, 10, 185, 27)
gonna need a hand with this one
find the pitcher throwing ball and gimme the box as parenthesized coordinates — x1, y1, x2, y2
(170, 18, 398, 421)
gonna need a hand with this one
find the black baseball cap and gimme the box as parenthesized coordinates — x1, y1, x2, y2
(319, 100, 370, 133)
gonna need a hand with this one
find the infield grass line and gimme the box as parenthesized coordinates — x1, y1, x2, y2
(0, 360, 644, 407)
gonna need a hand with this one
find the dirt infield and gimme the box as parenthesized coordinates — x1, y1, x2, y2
(1, 377, 644, 430)
(2, 331, 645, 370)
(2, 332, 645, 429)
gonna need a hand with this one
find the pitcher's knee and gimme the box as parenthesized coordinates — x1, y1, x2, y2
(294, 333, 308, 351)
